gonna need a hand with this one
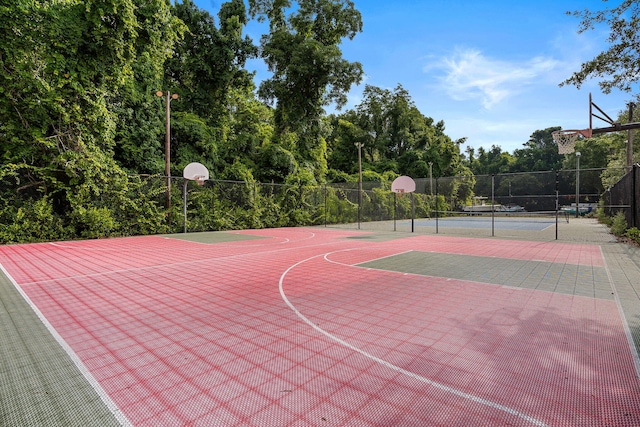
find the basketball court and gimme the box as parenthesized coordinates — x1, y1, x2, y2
(2, 223, 640, 426)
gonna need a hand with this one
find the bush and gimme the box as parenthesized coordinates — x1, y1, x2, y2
(0, 197, 72, 244)
(71, 206, 118, 239)
(610, 211, 628, 237)
(595, 199, 611, 224)
(625, 227, 640, 245)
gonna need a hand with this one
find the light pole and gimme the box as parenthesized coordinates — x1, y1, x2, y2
(156, 90, 179, 209)
(355, 142, 364, 229)
(575, 151, 581, 218)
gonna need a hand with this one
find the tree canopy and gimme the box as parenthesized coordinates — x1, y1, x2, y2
(561, 0, 640, 94)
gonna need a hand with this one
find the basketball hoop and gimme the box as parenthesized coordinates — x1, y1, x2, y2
(391, 176, 416, 197)
(183, 162, 209, 184)
(552, 129, 591, 154)
(182, 163, 210, 234)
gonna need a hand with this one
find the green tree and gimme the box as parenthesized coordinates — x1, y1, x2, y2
(224, 86, 275, 179)
(325, 112, 364, 174)
(249, 0, 364, 180)
(167, 0, 256, 121)
(470, 145, 514, 175)
(512, 127, 564, 172)
(327, 84, 469, 180)
(595, 128, 637, 188)
(562, 1, 640, 94)
(1, 0, 182, 240)
(112, 0, 186, 174)
(163, 0, 257, 177)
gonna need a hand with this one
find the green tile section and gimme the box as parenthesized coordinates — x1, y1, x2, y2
(162, 230, 267, 244)
(0, 270, 122, 427)
(344, 231, 413, 242)
(357, 251, 614, 300)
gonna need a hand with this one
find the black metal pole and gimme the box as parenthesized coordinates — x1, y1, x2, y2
(555, 171, 559, 240)
(633, 164, 638, 228)
(491, 174, 495, 237)
(411, 192, 414, 233)
(394, 192, 397, 231)
(628, 103, 634, 173)
(357, 142, 362, 230)
(183, 180, 188, 233)
(576, 152, 581, 218)
(324, 185, 327, 227)
(435, 178, 439, 234)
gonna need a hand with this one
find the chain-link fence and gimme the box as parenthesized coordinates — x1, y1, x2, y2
(0, 166, 631, 243)
(179, 168, 622, 235)
(602, 164, 639, 228)
(457, 169, 609, 214)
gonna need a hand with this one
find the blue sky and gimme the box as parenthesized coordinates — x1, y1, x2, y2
(195, 0, 635, 154)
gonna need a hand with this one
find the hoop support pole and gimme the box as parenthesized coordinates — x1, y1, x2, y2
(591, 97, 616, 125)
(591, 122, 640, 135)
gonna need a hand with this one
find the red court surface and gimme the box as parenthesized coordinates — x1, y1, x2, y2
(1, 227, 639, 426)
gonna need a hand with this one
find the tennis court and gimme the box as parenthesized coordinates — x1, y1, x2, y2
(2, 222, 640, 426)
(415, 215, 557, 231)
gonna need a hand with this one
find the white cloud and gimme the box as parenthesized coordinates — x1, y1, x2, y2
(429, 49, 559, 109)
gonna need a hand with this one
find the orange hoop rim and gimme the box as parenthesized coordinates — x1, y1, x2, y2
(552, 129, 592, 139)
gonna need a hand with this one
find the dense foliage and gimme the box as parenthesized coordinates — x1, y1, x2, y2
(0, 0, 637, 243)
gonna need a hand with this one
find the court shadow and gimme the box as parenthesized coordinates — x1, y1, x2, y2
(381, 305, 640, 425)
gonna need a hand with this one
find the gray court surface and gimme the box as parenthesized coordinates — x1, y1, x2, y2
(2, 219, 640, 426)
(358, 251, 614, 299)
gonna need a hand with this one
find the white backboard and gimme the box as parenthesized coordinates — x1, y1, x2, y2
(183, 162, 209, 181)
(391, 175, 416, 193)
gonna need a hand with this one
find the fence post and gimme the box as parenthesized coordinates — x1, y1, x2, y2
(183, 180, 188, 233)
(555, 171, 559, 240)
(411, 192, 415, 233)
(491, 174, 495, 237)
(435, 178, 439, 234)
(633, 164, 638, 228)
(394, 192, 397, 232)
(323, 185, 327, 227)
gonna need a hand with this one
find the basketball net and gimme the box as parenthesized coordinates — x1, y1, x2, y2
(397, 189, 405, 198)
(552, 129, 590, 154)
(195, 175, 206, 186)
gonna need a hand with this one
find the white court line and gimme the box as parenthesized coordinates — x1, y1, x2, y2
(0, 262, 133, 427)
(279, 251, 549, 427)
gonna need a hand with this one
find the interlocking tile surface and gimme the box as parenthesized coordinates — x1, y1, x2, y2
(1, 227, 639, 426)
